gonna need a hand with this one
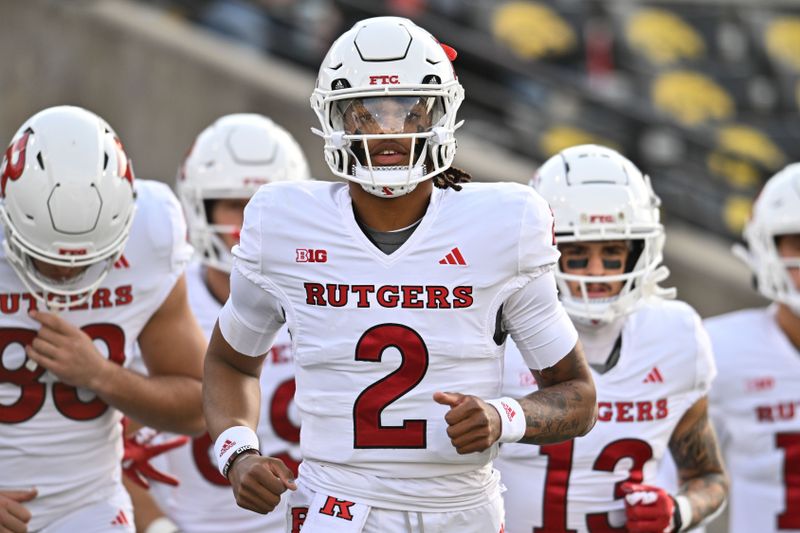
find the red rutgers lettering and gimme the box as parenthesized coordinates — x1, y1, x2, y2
(756, 401, 799, 422)
(615, 401, 634, 422)
(452, 286, 473, 308)
(351, 285, 375, 307)
(0, 287, 134, 315)
(326, 284, 348, 307)
(305, 282, 326, 305)
(92, 288, 112, 309)
(426, 286, 451, 308)
(302, 283, 474, 309)
(115, 285, 133, 306)
(1, 130, 31, 198)
(655, 398, 668, 418)
(291, 507, 308, 533)
(319, 497, 355, 521)
(369, 75, 400, 85)
(376, 285, 400, 308)
(597, 399, 668, 423)
(401, 285, 424, 308)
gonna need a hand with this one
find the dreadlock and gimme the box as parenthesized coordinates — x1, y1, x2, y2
(433, 166, 472, 191)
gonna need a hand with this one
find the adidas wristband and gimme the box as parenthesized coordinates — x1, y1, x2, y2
(214, 426, 260, 478)
(485, 397, 526, 443)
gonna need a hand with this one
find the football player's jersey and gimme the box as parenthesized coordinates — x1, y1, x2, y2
(222, 181, 576, 511)
(146, 262, 299, 533)
(0, 180, 191, 532)
(497, 299, 716, 533)
(707, 306, 800, 533)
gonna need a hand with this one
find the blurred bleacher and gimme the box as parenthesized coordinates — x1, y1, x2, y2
(143, 0, 800, 243)
(0, 0, 771, 323)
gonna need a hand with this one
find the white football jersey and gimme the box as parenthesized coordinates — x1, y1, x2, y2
(0, 180, 191, 532)
(497, 299, 716, 533)
(221, 181, 577, 511)
(146, 262, 299, 533)
(707, 306, 800, 533)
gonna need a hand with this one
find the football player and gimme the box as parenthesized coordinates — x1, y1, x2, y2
(203, 16, 597, 533)
(0, 106, 206, 533)
(127, 114, 311, 533)
(706, 163, 800, 533)
(495, 145, 728, 533)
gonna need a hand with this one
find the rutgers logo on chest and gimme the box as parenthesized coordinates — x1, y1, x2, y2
(303, 282, 473, 309)
(0, 286, 134, 314)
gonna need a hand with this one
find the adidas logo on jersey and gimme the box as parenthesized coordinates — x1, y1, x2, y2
(113, 255, 130, 269)
(110, 510, 130, 526)
(439, 247, 467, 266)
(642, 367, 664, 384)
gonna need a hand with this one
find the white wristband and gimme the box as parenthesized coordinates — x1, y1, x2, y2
(485, 397, 526, 443)
(674, 494, 693, 532)
(144, 517, 181, 533)
(214, 426, 260, 478)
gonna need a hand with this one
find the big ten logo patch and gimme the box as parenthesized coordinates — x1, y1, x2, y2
(291, 507, 308, 532)
(319, 497, 355, 521)
(296, 249, 328, 263)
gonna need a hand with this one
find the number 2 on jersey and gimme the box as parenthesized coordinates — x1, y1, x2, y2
(353, 324, 429, 448)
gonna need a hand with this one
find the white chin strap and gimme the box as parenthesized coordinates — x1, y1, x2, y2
(360, 181, 419, 198)
(355, 165, 424, 198)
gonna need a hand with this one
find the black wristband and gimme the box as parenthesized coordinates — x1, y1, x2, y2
(223, 446, 261, 478)
(671, 495, 683, 532)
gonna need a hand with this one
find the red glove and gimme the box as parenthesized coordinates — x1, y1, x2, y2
(121, 418, 189, 489)
(621, 482, 677, 533)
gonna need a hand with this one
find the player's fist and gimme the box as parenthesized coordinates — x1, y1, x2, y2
(228, 453, 297, 514)
(433, 391, 502, 454)
(622, 482, 676, 532)
(0, 489, 36, 533)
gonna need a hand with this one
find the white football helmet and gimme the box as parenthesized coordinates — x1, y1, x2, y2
(734, 163, 800, 314)
(0, 106, 136, 309)
(310, 16, 464, 198)
(532, 144, 675, 323)
(177, 114, 311, 272)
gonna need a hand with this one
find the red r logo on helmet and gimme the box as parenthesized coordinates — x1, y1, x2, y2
(1, 130, 32, 198)
(114, 137, 135, 186)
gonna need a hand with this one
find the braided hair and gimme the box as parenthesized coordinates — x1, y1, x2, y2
(433, 166, 472, 191)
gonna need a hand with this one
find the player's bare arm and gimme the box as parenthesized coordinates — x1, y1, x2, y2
(669, 397, 728, 529)
(204, 323, 296, 514)
(520, 341, 597, 444)
(26, 275, 206, 435)
(434, 342, 596, 454)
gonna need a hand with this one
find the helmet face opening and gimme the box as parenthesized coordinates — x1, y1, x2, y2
(311, 17, 464, 197)
(178, 114, 311, 273)
(740, 165, 800, 313)
(533, 144, 674, 324)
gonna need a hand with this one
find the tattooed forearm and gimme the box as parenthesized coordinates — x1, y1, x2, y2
(669, 397, 729, 528)
(517, 343, 597, 445)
